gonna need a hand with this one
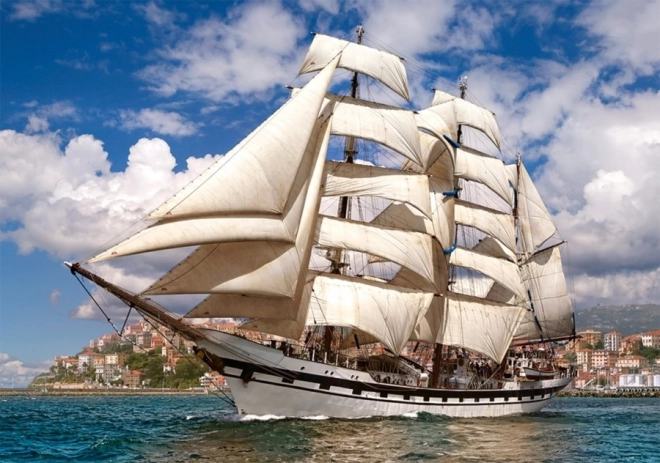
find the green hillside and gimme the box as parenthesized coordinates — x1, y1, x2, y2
(575, 304, 660, 335)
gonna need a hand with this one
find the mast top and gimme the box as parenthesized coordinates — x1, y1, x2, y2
(356, 24, 364, 43)
(459, 75, 468, 98)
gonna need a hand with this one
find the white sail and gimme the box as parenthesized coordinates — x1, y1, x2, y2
(515, 246, 574, 341)
(89, 56, 339, 263)
(174, 116, 331, 320)
(517, 162, 557, 255)
(371, 202, 434, 235)
(450, 247, 525, 302)
(472, 236, 517, 263)
(315, 215, 438, 291)
(410, 292, 526, 363)
(325, 94, 423, 166)
(451, 145, 513, 207)
(299, 33, 410, 101)
(454, 199, 516, 258)
(431, 89, 501, 149)
(305, 273, 433, 354)
(415, 107, 457, 143)
(323, 161, 432, 218)
(440, 293, 526, 363)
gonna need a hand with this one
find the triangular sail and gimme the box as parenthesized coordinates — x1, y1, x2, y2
(515, 246, 574, 341)
(180, 116, 332, 320)
(517, 162, 557, 255)
(88, 56, 340, 263)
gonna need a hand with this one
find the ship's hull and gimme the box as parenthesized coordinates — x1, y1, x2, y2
(198, 329, 572, 419)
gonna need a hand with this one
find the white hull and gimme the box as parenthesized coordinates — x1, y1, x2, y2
(197, 330, 572, 419)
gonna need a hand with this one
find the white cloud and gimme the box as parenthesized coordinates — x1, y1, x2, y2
(136, 2, 306, 102)
(0, 353, 50, 388)
(9, 0, 63, 21)
(0, 131, 220, 260)
(49, 289, 61, 305)
(136, 1, 184, 28)
(299, 0, 339, 14)
(117, 109, 199, 136)
(577, 0, 660, 73)
(21, 101, 78, 134)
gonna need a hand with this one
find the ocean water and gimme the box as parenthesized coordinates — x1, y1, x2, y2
(1, 394, 659, 462)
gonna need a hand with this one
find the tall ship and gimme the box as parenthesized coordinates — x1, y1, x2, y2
(68, 27, 576, 418)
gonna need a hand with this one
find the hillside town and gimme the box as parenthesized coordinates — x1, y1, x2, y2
(32, 319, 660, 393)
(557, 329, 660, 390)
(32, 320, 238, 391)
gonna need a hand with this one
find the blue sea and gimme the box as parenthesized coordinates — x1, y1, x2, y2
(1, 394, 659, 462)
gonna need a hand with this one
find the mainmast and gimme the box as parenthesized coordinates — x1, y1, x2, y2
(331, 24, 364, 274)
(431, 76, 468, 388)
(326, 25, 364, 353)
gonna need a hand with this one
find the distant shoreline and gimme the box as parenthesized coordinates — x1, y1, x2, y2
(2, 388, 658, 398)
(0, 388, 220, 397)
(558, 389, 660, 398)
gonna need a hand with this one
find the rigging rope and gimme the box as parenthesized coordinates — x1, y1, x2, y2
(71, 272, 236, 408)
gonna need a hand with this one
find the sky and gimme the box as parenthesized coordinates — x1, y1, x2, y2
(1, 0, 659, 387)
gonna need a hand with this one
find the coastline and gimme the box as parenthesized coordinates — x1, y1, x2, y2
(0, 388, 220, 397)
(558, 388, 660, 398)
(3, 387, 658, 398)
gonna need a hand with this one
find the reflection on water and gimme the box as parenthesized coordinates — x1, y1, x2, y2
(161, 411, 579, 462)
(156, 398, 660, 462)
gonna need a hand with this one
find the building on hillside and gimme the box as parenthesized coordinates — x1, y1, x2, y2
(136, 332, 153, 349)
(576, 349, 593, 371)
(123, 370, 141, 388)
(592, 350, 618, 369)
(604, 331, 621, 351)
(576, 329, 602, 348)
(615, 355, 649, 372)
(200, 371, 226, 389)
(641, 330, 660, 349)
(55, 356, 79, 370)
(151, 335, 165, 350)
(620, 334, 642, 354)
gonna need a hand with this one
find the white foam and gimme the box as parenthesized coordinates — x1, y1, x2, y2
(240, 414, 286, 422)
(301, 415, 329, 420)
(402, 411, 419, 418)
(186, 415, 195, 421)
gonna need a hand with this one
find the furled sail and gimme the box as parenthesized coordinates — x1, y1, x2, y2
(305, 273, 433, 354)
(299, 33, 410, 101)
(517, 162, 557, 255)
(431, 89, 501, 149)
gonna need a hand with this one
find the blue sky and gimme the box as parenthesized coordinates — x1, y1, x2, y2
(2, 0, 659, 387)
